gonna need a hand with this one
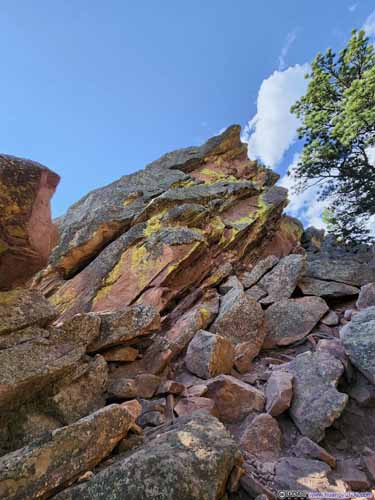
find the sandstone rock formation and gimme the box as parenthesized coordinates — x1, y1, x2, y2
(0, 155, 60, 290)
(2, 126, 375, 497)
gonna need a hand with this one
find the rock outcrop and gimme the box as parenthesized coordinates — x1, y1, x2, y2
(0, 155, 60, 290)
(3, 126, 375, 498)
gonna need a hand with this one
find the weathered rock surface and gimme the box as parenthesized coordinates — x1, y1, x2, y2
(242, 255, 279, 289)
(206, 375, 265, 423)
(280, 350, 348, 442)
(240, 413, 282, 459)
(356, 282, 375, 309)
(52, 415, 242, 500)
(257, 254, 306, 305)
(210, 289, 265, 372)
(321, 310, 339, 326)
(265, 371, 293, 416)
(0, 155, 60, 290)
(340, 307, 375, 384)
(0, 403, 138, 500)
(174, 397, 219, 417)
(185, 329, 234, 379)
(263, 297, 329, 348)
(296, 437, 336, 468)
(298, 276, 359, 298)
(305, 257, 375, 287)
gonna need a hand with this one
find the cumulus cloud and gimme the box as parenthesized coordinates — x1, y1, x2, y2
(363, 9, 375, 37)
(279, 154, 329, 229)
(278, 30, 298, 70)
(243, 64, 309, 168)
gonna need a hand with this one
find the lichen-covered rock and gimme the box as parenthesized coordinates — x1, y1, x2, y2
(52, 415, 242, 500)
(206, 374, 265, 423)
(240, 413, 282, 459)
(340, 307, 375, 384)
(257, 254, 306, 305)
(305, 257, 375, 287)
(0, 288, 57, 337)
(0, 155, 60, 290)
(0, 404, 137, 500)
(263, 297, 329, 348)
(356, 282, 375, 309)
(280, 350, 348, 442)
(265, 371, 293, 416)
(241, 255, 279, 289)
(35, 126, 288, 322)
(298, 276, 359, 298)
(185, 329, 234, 379)
(51, 355, 108, 424)
(87, 304, 160, 352)
(210, 289, 265, 372)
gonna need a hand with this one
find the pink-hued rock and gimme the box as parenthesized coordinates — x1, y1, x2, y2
(265, 371, 293, 417)
(185, 329, 234, 379)
(206, 374, 265, 423)
(296, 437, 336, 468)
(240, 413, 282, 459)
(357, 282, 375, 309)
(174, 397, 219, 417)
(0, 155, 60, 290)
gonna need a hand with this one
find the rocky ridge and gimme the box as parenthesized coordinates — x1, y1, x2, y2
(1, 126, 375, 499)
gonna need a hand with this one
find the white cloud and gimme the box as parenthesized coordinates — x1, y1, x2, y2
(278, 31, 298, 70)
(363, 9, 375, 37)
(279, 154, 329, 229)
(348, 3, 358, 13)
(367, 145, 375, 165)
(243, 64, 309, 168)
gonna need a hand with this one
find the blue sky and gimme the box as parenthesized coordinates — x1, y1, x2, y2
(1, 1, 374, 223)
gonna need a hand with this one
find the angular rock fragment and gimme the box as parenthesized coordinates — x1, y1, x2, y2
(87, 304, 160, 352)
(52, 415, 242, 500)
(240, 413, 282, 459)
(0, 404, 136, 500)
(102, 345, 139, 362)
(298, 276, 359, 298)
(263, 297, 329, 348)
(296, 437, 336, 468)
(356, 282, 375, 309)
(174, 397, 218, 417)
(242, 255, 279, 289)
(321, 310, 339, 326)
(219, 275, 244, 294)
(280, 350, 348, 442)
(108, 373, 161, 399)
(206, 374, 264, 423)
(340, 307, 375, 384)
(210, 289, 265, 372)
(258, 254, 306, 305)
(185, 329, 234, 379)
(265, 371, 293, 416)
(0, 288, 57, 336)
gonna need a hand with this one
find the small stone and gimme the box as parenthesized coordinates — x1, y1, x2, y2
(174, 397, 218, 417)
(265, 371, 293, 417)
(137, 411, 166, 427)
(344, 309, 353, 321)
(185, 329, 234, 379)
(156, 380, 185, 395)
(240, 413, 282, 459)
(219, 275, 244, 295)
(321, 310, 339, 326)
(102, 346, 139, 362)
(117, 434, 144, 453)
(335, 459, 370, 490)
(357, 282, 375, 309)
(296, 437, 336, 468)
(206, 374, 265, 423)
(108, 374, 161, 399)
(184, 384, 208, 397)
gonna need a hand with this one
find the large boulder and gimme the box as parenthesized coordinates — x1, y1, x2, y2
(257, 254, 306, 305)
(340, 307, 375, 384)
(52, 415, 242, 500)
(0, 155, 60, 290)
(356, 282, 375, 309)
(305, 257, 375, 287)
(280, 350, 348, 442)
(298, 276, 359, 298)
(241, 255, 279, 289)
(0, 403, 139, 500)
(210, 289, 265, 372)
(263, 297, 329, 348)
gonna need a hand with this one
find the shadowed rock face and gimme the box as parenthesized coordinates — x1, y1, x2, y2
(0, 155, 60, 290)
(34, 126, 293, 321)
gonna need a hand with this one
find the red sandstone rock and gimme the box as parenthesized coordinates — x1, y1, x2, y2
(240, 413, 282, 459)
(0, 155, 60, 290)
